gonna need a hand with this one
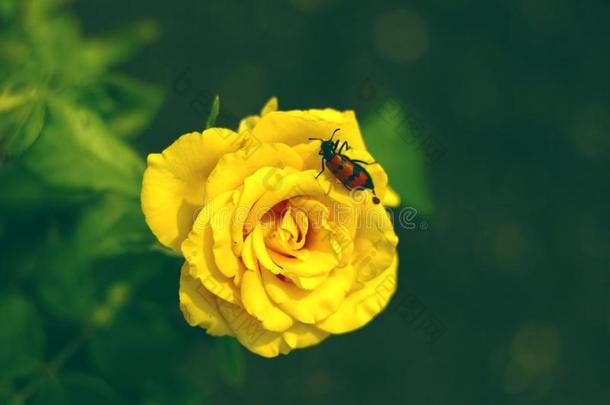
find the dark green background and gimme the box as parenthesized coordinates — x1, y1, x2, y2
(2, 0, 609, 403)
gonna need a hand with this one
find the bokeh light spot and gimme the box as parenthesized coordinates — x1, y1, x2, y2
(373, 9, 429, 64)
(290, 0, 328, 13)
(510, 322, 561, 373)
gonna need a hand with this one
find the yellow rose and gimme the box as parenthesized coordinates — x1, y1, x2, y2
(141, 98, 400, 357)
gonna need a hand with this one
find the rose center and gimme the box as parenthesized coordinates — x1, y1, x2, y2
(263, 204, 309, 256)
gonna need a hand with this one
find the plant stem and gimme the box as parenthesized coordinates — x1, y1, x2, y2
(10, 326, 93, 404)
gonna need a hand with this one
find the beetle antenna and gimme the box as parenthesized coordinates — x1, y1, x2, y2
(308, 137, 324, 141)
(330, 128, 341, 141)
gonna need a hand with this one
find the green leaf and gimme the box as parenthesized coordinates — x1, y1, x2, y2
(80, 20, 159, 71)
(0, 162, 93, 210)
(23, 0, 71, 22)
(149, 243, 187, 259)
(141, 383, 204, 405)
(0, 90, 32, 112)
(0, 0, 17, 23)
(361, 99, 435, 215)
(72, 193, 154, 258)
(103, 75, 162, 139)
(215, 337, 245, 388)
(60, 372, 127, 405)
(21, 98, 145, 197)
(30, 372, 127, 405)
(28, 379, 67, 405)
(25, 15, 83, 82)
(90, 308, 180, 391)
(0, 390, 11, 405)
(36, 193, 148, 321)
(0, 41, 28, 74)
(78, 74, 162, 140)
(37, 255, 98, 321)
(0, 293, 45, 381)
(0, 99, 46, 159)
(206, 95, 220, 129)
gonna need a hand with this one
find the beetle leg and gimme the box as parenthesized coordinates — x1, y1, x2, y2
(338, 140, 350, 154)
(315, 159, 326, 178)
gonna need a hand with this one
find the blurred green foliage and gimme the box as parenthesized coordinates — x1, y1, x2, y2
(0, 1, 234, 403)
(0, 293, 45, 381)
(2, 0, 606, 404)
(0, 0, 160, 196)
(362, 99, 434, 215)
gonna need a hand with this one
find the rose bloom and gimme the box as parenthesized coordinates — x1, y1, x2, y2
(141, 98, 400, 357)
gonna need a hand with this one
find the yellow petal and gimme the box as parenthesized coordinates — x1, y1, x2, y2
(210, 200, 243, 278)
(230, 166, 301, 258)
(383, 186, 401, 207)
(178, 263, 232, 336)
(241, 232, 257, 271)
(236, 97, 279, 133)
(260, 97, 278, 116)
(317, 255, 398, 334)
(181, 192, 241, 304)
(253, 109, 366, 150)
(352, 203, 399, 283)
(245, 169, 354, 229)
(141, 128, 241, 251)
(274, 268, 331, 291)
(262, 265, 354, 324)
(216, 300, 290, 358)
(237, 115, 259, 134)
(252, 224, 284, 274)
(264, 209, 310, 258)
(240, 266, 294, 332)
(268, 249, 337, 281)
(205, 143, 303, 202)
(291, 196, 358, 268)
(215, 296, 331, 356)
(282, 323, 329, 350)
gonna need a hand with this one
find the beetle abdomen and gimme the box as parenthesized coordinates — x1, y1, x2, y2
(326, 155, 374, 190)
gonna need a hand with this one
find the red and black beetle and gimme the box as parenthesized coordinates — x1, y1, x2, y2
(309, 128, 381, 204)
